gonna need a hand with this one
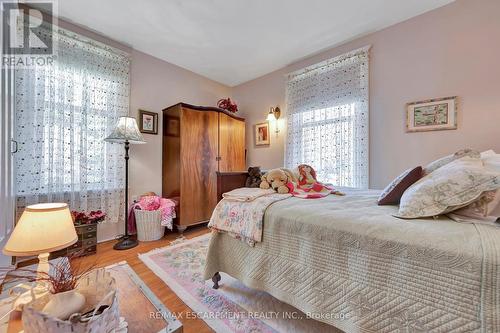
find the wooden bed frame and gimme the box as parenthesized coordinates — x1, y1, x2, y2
(213, 171, 249, 288)
(216, 171, 249, 202)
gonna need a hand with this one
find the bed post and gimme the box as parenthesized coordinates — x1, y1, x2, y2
(212, 272, 221, 289)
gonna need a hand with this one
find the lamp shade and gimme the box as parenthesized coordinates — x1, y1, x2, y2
(267, 111, 276, 121)
(105, 116, 146, 144)
(3, 203, 78, 256)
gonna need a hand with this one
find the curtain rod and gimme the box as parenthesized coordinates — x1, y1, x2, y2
(286, 45, 371, 80)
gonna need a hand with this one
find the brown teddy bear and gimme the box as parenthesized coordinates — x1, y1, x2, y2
(245, 166, 263, 188)
(260, 168, 298, 194)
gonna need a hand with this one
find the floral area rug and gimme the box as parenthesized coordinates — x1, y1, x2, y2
(138, 233, 338, 333)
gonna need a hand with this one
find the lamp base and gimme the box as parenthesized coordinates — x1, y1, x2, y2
(113, 235, 138, 250)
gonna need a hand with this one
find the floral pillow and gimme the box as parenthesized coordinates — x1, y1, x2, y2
(423, 148, 480, 175)
(447, 150, 500, 222)
(448, 190, 500, 222)
(396, 156, 500, 219)
(378, 166, 422, 205)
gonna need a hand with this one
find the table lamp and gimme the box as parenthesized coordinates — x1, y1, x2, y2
(3, 203, 78, 278)
(105, 116, 145, 250)
(3, 203, 77, 309)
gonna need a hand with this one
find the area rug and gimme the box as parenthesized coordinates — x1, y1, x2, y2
(139, 233, 339, 333)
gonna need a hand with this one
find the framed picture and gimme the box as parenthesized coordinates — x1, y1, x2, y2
(139, 110, 158, 135)
(255, 122, 270, 146)
(406, 96, 457, 132)
(164, 116, 180, 137)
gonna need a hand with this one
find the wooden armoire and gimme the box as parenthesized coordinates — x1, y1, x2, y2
(162, 103, 246, 232)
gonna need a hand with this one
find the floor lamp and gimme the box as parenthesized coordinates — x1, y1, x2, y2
(105, 116, 145, 250)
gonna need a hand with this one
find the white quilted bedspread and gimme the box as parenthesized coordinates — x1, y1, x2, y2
(204, 189, 500, 332)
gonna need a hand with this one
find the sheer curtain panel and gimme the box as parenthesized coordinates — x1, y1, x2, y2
(285, 46, 370, 188)
(14, 27, 130, 223)
(1, 42, 15, 249)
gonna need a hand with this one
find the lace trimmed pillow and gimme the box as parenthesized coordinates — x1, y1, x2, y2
(447, 190, 500, 223)
(447, 150, 500, 222)
(396, 156, 500, 219)
(423, 148, 480, 175)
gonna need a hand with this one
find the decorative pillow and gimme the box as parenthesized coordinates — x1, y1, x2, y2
(378, 166, 422, 205)
(396, 156, 500, 219)
(481, 150, 500, 173)
(448, 190, 500, 222)
(447, 150, 500, 221)
(423, 148, 480, 175)
(481, 149, 497, 157)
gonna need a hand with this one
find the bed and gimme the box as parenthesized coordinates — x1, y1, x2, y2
(204, 174, 500, 333)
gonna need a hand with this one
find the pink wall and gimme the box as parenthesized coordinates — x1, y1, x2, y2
(233, 0, 500, 189)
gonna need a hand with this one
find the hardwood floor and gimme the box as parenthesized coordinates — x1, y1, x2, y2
(82, 225, 212, 333)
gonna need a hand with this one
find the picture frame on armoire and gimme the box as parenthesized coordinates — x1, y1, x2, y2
(139, 110, 158, 135)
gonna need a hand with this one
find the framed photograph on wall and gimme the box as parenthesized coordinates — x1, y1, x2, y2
(406, 96, 457, 132)
(164, 116, 180, 137)
(139, 110, 158, 135)
(255, 122, 270, 146)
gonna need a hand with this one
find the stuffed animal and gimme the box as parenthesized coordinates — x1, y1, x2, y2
(260, 168, 298, 194)
(296, 164, 317, 185)
(245, 166, 263, 188)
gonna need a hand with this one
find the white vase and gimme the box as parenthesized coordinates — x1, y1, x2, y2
(42, 290, 86, 320)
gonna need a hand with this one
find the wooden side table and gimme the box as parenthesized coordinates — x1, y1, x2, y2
(2, 261, 182, 333)
(50, 222, 98, 259)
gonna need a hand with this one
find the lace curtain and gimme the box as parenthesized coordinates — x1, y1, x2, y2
(14, 27, 130, 223)
(1, 52, 15, 245)
(285, 46, 370, 188)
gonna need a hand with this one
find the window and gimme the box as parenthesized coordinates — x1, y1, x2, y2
(285, 47, 370, 188)
(14, 27, 130, 223)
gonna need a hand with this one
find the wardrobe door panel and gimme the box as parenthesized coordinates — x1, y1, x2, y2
(219, 113, 246, 172)
(162, 106, 181, 198)
(180, 108, 219, 225)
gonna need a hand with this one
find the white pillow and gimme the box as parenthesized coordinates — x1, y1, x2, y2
(481, 150, 496, 157)
(448, 150, 500, 221)
(396, 156, 500, 219)
(481, 150, 500, 173)
(423, 148, 480, 175)
(448, 190, 500, 222)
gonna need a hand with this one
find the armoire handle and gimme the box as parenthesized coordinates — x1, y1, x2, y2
(216, 156, 222, 161)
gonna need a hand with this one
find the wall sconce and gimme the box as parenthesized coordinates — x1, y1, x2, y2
(267, 106, 281, 135)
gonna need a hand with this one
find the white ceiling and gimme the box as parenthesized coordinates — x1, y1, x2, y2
(56, 0, 454, 86)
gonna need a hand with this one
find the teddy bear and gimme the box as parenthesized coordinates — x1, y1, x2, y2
(260, 168, 298, 194)
(245, 166, 263, 188)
